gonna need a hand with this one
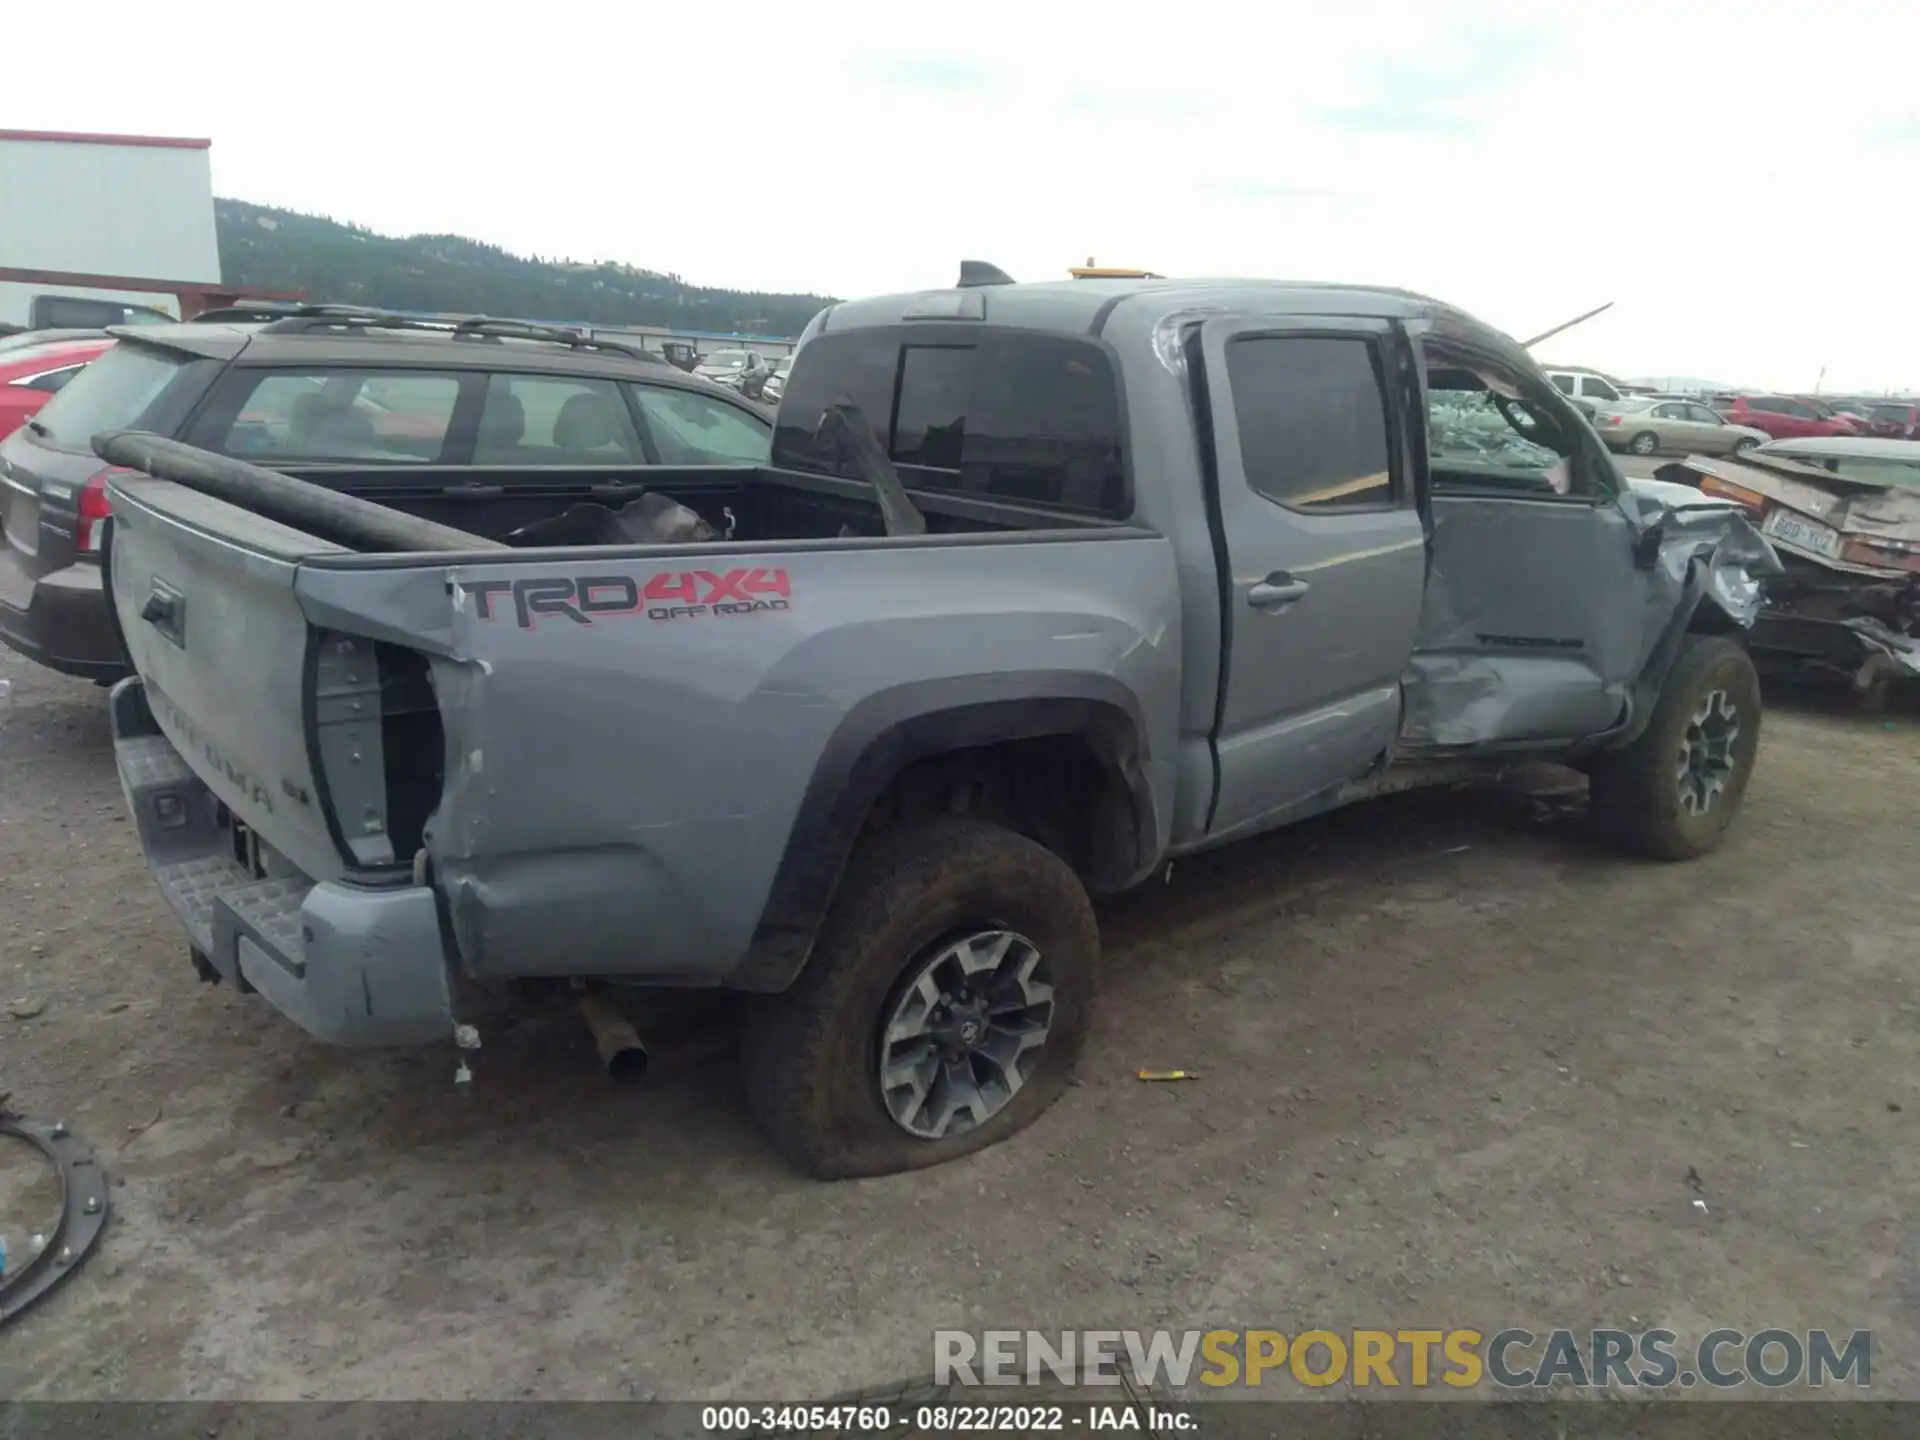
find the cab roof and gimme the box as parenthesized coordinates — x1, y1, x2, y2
(810, 276, 1517, 360)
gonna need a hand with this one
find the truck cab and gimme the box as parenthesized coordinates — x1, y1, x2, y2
(98, 272, 1778, 1179)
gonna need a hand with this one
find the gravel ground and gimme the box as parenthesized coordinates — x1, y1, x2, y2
(1, 647, 1916, 1402)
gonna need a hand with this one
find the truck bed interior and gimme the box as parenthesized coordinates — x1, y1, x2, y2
(269, 463, 1109, 550)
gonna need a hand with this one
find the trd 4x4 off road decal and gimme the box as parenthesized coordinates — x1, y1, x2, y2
(469, 569, 792, 629)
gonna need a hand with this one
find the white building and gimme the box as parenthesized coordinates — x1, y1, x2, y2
(0, 128, 223, 329)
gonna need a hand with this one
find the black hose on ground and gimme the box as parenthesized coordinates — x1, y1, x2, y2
(93, 431, 508, 554)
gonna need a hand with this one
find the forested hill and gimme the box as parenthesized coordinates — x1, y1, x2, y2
(215, 199, 833, 337)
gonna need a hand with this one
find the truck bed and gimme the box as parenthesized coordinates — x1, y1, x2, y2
(100, 449, 1178, 1042)
(249, 461, 1110, 550)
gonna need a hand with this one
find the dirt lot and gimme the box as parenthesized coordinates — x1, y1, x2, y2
(2, 646, 1916, 1402)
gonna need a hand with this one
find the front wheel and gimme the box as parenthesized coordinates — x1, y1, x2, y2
(1588, 635, 1763, 860)
(741, 818, 1098, 1178)
(1629, 430, 1661, 456)
(1732, 436, 1759, 454)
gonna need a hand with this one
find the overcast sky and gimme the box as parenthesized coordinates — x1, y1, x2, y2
(10, 0, 1918, 390)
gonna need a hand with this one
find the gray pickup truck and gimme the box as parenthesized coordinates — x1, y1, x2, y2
(100, 272, 1779, 1178)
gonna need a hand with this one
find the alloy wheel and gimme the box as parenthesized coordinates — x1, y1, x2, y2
(1676, 689, 1740, 815)
(878, 930, 1054, 1140)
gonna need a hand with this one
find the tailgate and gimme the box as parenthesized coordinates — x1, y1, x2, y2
(106, 475, 353, 883)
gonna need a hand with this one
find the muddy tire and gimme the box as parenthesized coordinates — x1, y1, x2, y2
(1589, 635, 1762, 860)
(1629, 430, 1661, 456)
(741, 818, 1098, 1179)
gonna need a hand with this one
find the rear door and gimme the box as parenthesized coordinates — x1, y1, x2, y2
(1650, 401, 1697, 447)
(1195, 317, 1427, 838)
(1774, 399, 1818, 437)
(1683, 403, 1734, 450)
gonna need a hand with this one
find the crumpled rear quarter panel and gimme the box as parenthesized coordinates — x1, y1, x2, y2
(412, 536, 1181, 985)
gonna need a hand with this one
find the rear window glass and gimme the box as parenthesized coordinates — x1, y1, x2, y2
(475, 375, 642, 464)
(32, 342, 183, 451)
(217, 370, 461, 463)
(630, 385, 771, 464)
(773, 330, 1129, 515)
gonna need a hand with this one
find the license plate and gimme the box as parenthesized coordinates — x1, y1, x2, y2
(1762, 507, 1843, 559)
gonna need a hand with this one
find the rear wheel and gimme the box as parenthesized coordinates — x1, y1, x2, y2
(1629, 430, 1661, 456)
(1588, 635, 1762, 860)
(741, 817, 1098, 1178)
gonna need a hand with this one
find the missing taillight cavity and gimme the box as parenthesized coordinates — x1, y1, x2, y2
(375, 642, 444, 860)
(309, 630, 445, 872)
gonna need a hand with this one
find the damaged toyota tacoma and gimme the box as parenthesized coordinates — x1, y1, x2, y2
(99, 271, 1780, 1178)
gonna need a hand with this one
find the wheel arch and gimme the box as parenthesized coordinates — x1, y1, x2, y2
(729, 675, 1160, 993)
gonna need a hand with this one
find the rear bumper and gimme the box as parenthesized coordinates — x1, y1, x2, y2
(0, 549, 127, 680)
(110, 677, 457, 1047)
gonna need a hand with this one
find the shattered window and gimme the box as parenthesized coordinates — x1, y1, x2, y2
(1423, 353, 1584, 495)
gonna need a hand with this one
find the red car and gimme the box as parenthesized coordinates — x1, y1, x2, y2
(1867, 401, 1920, 439)
(0, 338, 114, 442)
(1716, 394, 1860, 441)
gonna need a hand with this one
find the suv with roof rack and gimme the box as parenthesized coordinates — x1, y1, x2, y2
(0, 305, 772, 680)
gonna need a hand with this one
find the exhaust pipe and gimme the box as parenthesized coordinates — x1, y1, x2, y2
(578, 991, 649, 1083)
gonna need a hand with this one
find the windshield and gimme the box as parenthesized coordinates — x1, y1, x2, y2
(30, 342, 182, 451)
(1819, 457, 1920, 492)
(1871, 403, 1913, 423)
(771, 357, 793, 376)
(702, 350, 748, 369)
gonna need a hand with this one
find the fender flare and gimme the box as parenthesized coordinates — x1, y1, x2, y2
(728, 675, 1159, 993)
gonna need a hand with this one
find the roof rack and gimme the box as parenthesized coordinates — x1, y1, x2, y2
(253, 305, 664, 363)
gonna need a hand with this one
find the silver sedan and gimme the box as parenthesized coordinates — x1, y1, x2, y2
(1593, 399, 1770, 457)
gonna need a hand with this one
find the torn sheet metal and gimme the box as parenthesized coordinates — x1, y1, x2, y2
(1845, 615, 1920, 680)
(1657, 453, 1920, 573)
(1657, 454, 1920, 682)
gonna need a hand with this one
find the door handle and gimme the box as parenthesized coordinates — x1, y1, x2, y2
(1247, 574, 1310, 610)
(141, 581, 186, 647)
